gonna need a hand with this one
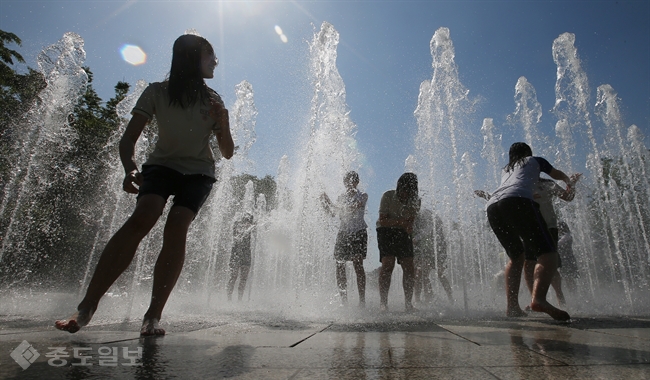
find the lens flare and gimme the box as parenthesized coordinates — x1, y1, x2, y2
(120, 44, 147, 65)
(274, 25, 288, 43)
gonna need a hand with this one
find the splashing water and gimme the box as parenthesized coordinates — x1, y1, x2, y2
(508, 76, 550, 159)
(185, 79, 259, 304)
(412, 27, 491, 310)
(246, 22, 363, 310)
(408, 28, 650, 314)
(550, 32, 649, 310)
(0, 33, 87, 271)
(0, 24, 648, 322)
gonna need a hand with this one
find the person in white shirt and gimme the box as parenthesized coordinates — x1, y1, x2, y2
(527, 177, 579, 305)
(483, 142, 578, 321)
(227, 212, 256, 301)
(56, 34, 234, 336)
(477, 175, 581, 307)
(321, 171, 368, 307)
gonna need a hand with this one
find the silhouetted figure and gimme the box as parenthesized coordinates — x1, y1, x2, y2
(483, 142, 579, 321)
(321, 171, 368, 307)
(413, 209, 453, 304)
(526, 177, 579, 306)
(480, 175, 581, 306)
(227, 212, 255, 301)
(557, 221, 579, 294)
(56, 34, 234, 336)
(377, 173, 421, 312)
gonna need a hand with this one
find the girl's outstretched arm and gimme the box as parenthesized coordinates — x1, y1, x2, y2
(119, 113, 149, 194)
(548, 169, 582, 201)
(556, 173, 582, 201)
(549, 168, 571, 185)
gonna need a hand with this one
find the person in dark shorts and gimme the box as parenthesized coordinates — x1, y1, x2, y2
(321, 171, 368, 307)
(413, 209, 453, 304)
(376, 173, 421, 312)
(476, 174, 581, 307)
(484, 142, 579, 321)
(56, 34, 234, 336)
(227, 212, 255, 301)
(528, 177, 580, 306)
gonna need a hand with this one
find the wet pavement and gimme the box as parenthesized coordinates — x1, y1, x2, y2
(1, 310, 649, 379)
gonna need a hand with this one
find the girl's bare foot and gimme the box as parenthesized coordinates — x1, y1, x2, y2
(140, 317, 165, 336)
(531, 300, 570, 321)
(55, 309, 94, 333)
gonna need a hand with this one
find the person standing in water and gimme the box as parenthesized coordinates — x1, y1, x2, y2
(525, 176, 580, 306)
(55, 34, 234, 336)
(227, 212, 255, 301)
(557, 221, 580, 294)
(376, 173, 421, 312)
(413, 208, 453, 304)
(484, 142, 578, 321)
(321, 171, 368, 307)
(475, 174, 581, 306)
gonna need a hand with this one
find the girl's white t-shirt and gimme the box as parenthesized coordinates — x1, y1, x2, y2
(132, 81, 224, 178)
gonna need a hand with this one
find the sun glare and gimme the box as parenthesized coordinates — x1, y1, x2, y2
(120, 44, 147, 66)
(275, 25, 288, 43)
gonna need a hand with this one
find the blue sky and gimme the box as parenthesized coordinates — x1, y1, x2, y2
(2, 1, 649, 254)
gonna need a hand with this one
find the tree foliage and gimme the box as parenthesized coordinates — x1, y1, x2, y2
(0, 30, 46, 124)
(231, 173, 277, 211)
(0, 29, 46, 180)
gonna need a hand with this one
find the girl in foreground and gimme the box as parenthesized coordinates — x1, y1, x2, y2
(56, 34, 234, 336)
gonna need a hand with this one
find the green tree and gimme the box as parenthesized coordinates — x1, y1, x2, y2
(0, 30, 26, 114)
(69, 67, 129, 160)
(231, 173, 277, 211)
(0, 29, 46, 182)
(0, 30, 46, 127)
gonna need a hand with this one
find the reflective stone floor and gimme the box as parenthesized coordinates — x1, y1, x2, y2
(1, 309, 649, 379)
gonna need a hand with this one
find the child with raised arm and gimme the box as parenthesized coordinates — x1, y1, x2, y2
(321, 171, 368, 307)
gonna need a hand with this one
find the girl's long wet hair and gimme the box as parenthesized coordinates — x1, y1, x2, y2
(396, 172, 418, 202)
(505, 142, 533, 172)
(167, 34, 214, 108)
